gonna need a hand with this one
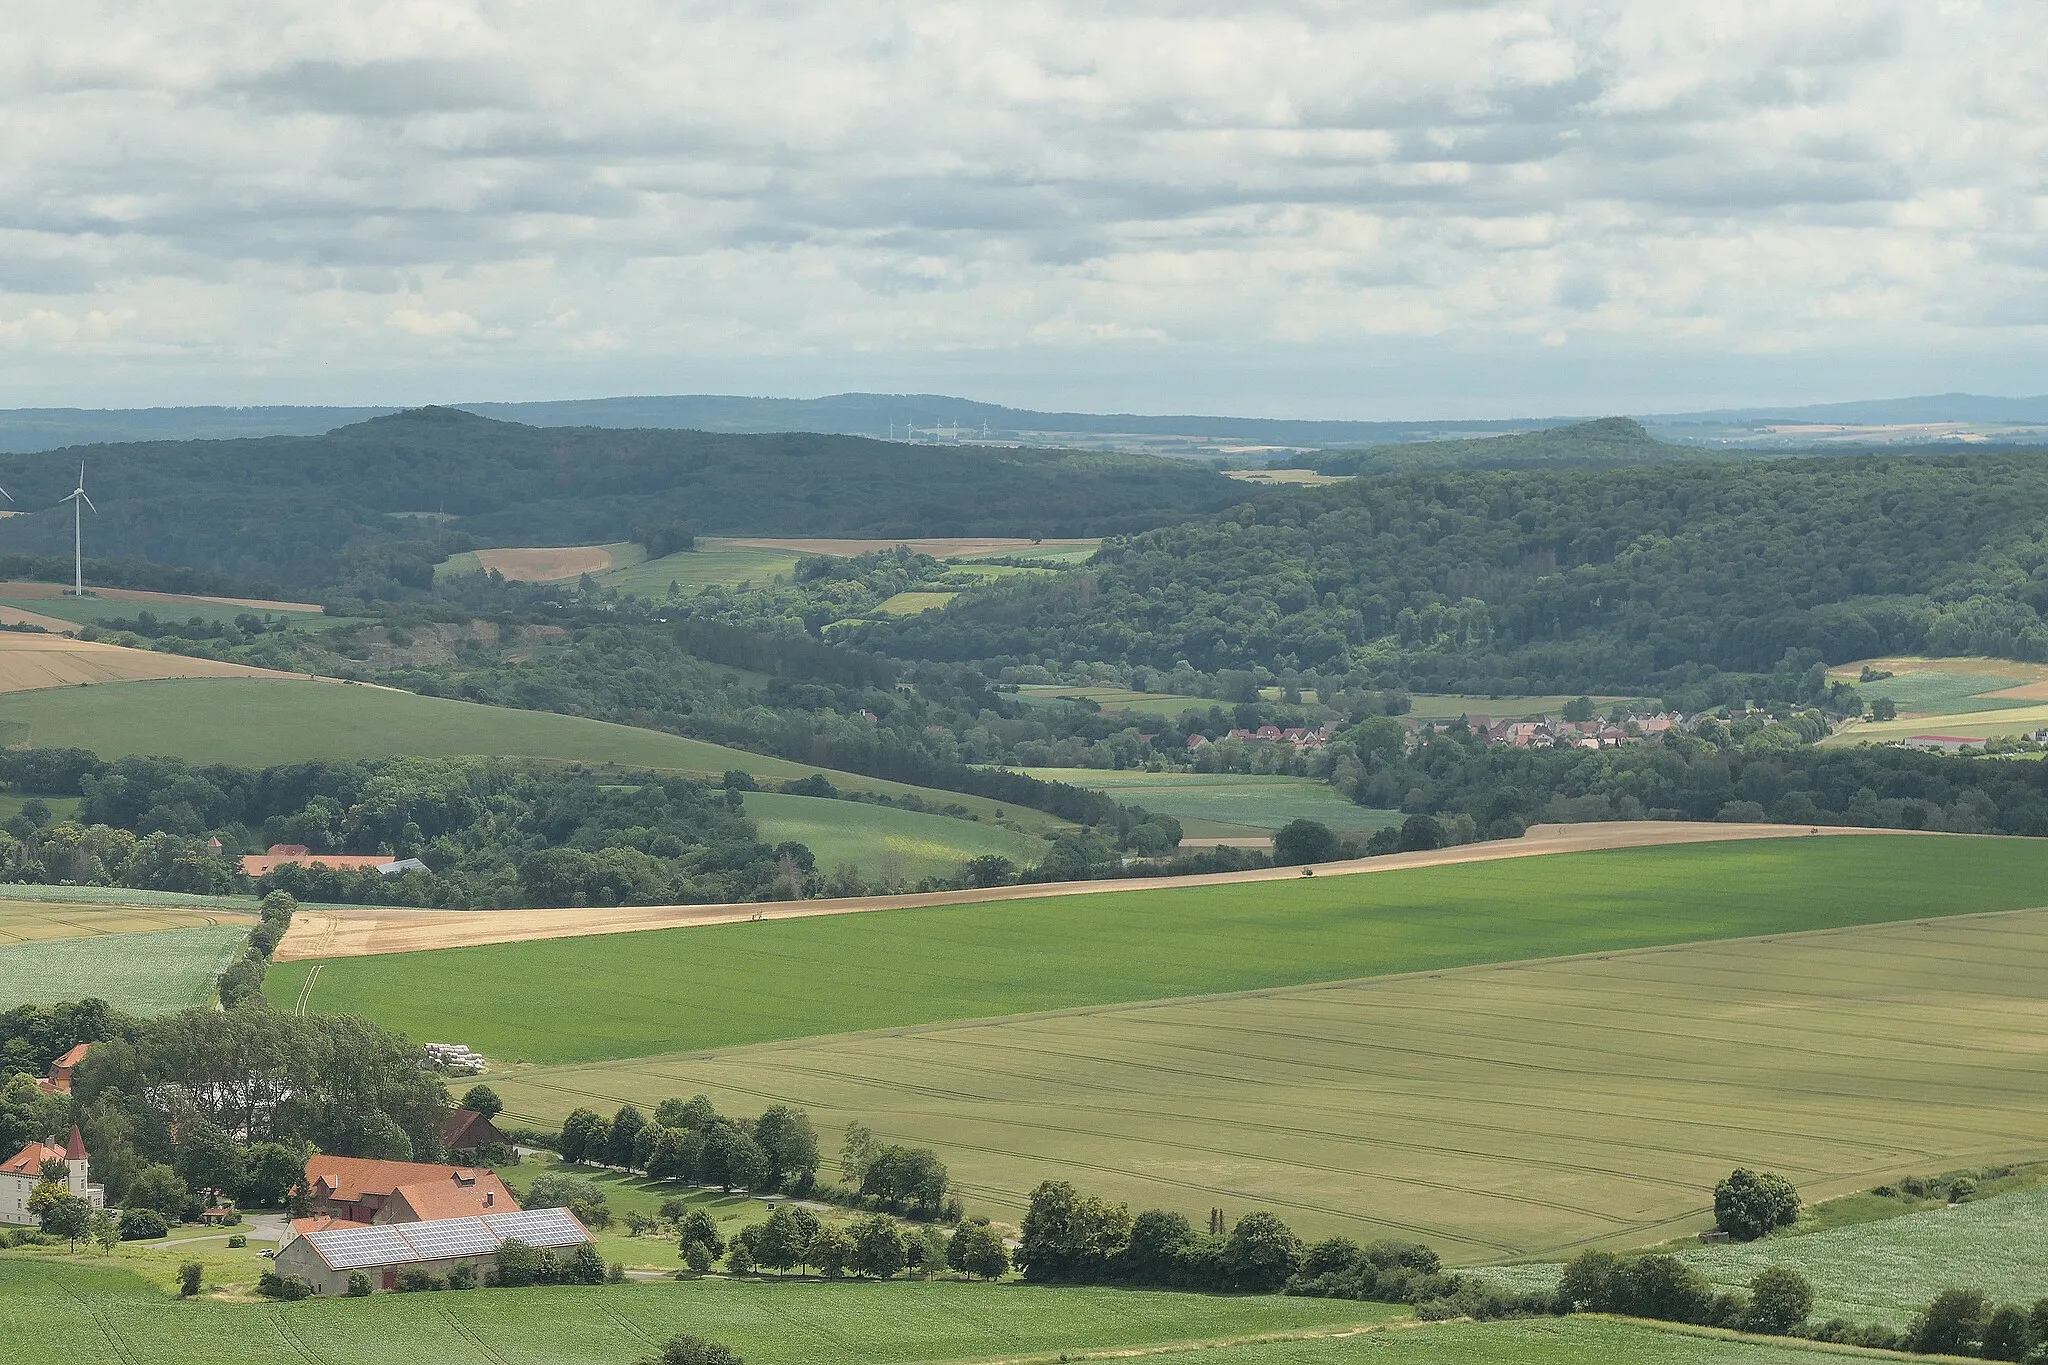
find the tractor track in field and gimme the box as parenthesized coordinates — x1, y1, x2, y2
(275, 820, 1915, 962)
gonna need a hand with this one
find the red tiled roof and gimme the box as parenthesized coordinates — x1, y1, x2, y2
(307, 1155, 493, 1203)
(388, 1176, 516, 1222)
(2, 1141, 68, 1177)
(52, 1044, 91, 1070)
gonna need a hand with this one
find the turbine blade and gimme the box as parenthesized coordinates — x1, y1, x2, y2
(80, 493, 96, 514)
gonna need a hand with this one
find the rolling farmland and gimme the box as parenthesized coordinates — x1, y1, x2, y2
(489, 903, 2048, 1261)
(743, 791, 1048, 882)
(266, 835, 2048, 1064)
(0, 676, 1062, 828)
(1015, 768, 1400, 837)
(0, 633, 305, 694)
(0, 924, 246, 1012)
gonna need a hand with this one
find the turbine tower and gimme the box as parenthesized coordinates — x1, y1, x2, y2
(59, 464, 94, 596)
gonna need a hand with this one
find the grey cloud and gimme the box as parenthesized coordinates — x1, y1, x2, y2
(224, 59, 537, 116)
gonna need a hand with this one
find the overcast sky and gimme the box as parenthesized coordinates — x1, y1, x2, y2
(3, 2, 2043, 416)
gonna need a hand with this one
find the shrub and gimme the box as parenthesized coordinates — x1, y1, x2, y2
(1743, 1267, 1813, 1335)
(641, 1335, 744, 1365)
(446, 1262, 477, 1290)
(395, 1269, 443, 1292)
(226, 1234, 247, 1249)
(1712, 1169, 1800, 1241)
(178, 1262, 203, 1297)
(118, 1208, 169, 1241)
(345, 1272, 371, 1297)
(257, 1272, 313, 1301)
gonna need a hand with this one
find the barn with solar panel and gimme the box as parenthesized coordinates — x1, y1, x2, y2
(272, 1207, 592, 1295)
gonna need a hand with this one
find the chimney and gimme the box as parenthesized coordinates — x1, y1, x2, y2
(485, 1190, 495, 1208)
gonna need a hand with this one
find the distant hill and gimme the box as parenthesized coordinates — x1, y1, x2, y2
(0, 408, 1249, 592)
(1306, 417, 1712, 475)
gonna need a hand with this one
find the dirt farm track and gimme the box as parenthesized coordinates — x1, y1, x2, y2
(276, 820, 1905, 961)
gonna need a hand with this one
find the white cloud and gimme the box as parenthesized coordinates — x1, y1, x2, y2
(0, 0, 2042, 412)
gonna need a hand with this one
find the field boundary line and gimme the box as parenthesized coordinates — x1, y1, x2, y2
(292, 963, 321, 1017)
(274, 822, 1945, 960)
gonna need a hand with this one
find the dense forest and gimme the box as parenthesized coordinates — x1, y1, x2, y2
(870, 449, 2048, 695)
(0, 408, 1250, 595)
(1305, 418, 1729, 476)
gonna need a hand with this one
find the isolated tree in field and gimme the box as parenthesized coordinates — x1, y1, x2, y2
(641, 1335, 743, 1365)
(1869, 696, 1898, 721)
(460, 1084, 503, 1120)
(1563, 696, 1596, 722)
(1272, 819, 1338, 866)
(1712, 1169, 1800, 1241)
(39, 1191, 92, 1250)
(179, 1261, 204, 1297)
(1743, 1267, 1813, 1335)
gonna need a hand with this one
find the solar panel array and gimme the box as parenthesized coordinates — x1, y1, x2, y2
(303, 1207, 588, 1270)
(306, 1223, 414, 1270)
(484, 1206, 588, 1248)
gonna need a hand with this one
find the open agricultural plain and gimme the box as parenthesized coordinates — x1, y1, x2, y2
(0, 923, 249, 1012)
(0, 895, 253, 945)
(1015, 768, 1400, 838)
(0, 632, 308, 693)
(488, 897, 2048, 1263)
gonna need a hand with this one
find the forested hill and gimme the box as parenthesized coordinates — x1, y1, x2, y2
(0, 408, 1250, 591)
(865, 450, 2048, 695)
(1307, 417, 1731, 476)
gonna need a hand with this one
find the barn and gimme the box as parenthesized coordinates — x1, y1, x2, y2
(272, 1206, 592, 1295)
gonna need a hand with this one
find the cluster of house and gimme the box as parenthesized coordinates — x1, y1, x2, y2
(1432, 712, 1685, 749)
(1183, 725, 1333, 752)
(235, 843, 431, 878)
(4, 1048, 575, 1295)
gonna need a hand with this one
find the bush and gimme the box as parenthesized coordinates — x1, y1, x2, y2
(179, 1262, 203, 1297)
(345, 1272, 371, 1297)
(642, 1335, 744, 1365)
(447, 1262, 478, 1290)
(257, 1272, 313, 1301)
(395, 1269, 443, 1292)
(226, 1234, 247, 1249)
(118, 1208, 169, 1242)
(1712, 1169, 1800, 1241)
(1743, 1267, 1813, 1335)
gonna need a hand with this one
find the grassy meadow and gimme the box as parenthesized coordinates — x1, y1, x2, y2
(743, 792, 1049, 882)
(1015, 768, 1399, 836)
(595, 540, 806, 596)
(874, 589, 959, 615)
(0, 1255, 1406, 1365)
(0, 676, 1064, 830)
(1826, 656, 2048, 715)
(0, 924, 245, 1012)
(488, 902, 2048, 1261)
(267, 835, 2048, 1064)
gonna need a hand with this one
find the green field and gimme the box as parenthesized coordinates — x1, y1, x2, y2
(0, 924, 244, 1012)
(1399, 693, 1636, 721)
(874, 590, 959, 615)
(0, 591, 340, 631)
(1012, 684, 1214, 718)
(490, 900, 2048, 1260)
(269, 836, 2048, 1066)
(1482, 1184, 2048, 1330)
(1015, 768, 1399, 836)
(1826, 657, 2048, 716)
(744, 792, 1049, 882)
(0, 792, 81, 821)
(0, 677, 1064, 831)
(0, 1256, 1409, 1365)
(595, 540, 805, 596)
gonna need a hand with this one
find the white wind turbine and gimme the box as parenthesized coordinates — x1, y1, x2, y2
(59, 464, 94, 596)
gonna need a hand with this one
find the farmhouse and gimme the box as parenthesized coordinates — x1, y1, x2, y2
(34, 1042, 90, 1095)
(1, 1127, 104, 1227)
(300, 1154, 517, 1226)
(439, 1107, 510, 1158)
(239, 845, 429, 877)
(274, 1206, 591, 1295)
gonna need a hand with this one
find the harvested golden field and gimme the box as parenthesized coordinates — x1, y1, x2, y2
(0, 899, 254, 946)
(472, 544, 627, 580)
(0, 634, 303, 693)
(490, 903, 2048, 1264)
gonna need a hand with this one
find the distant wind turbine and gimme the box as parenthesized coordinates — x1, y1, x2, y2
(59, 464, 95, 596)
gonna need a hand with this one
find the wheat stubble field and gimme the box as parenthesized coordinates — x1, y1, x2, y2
(490, 905, 2048, 1265)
